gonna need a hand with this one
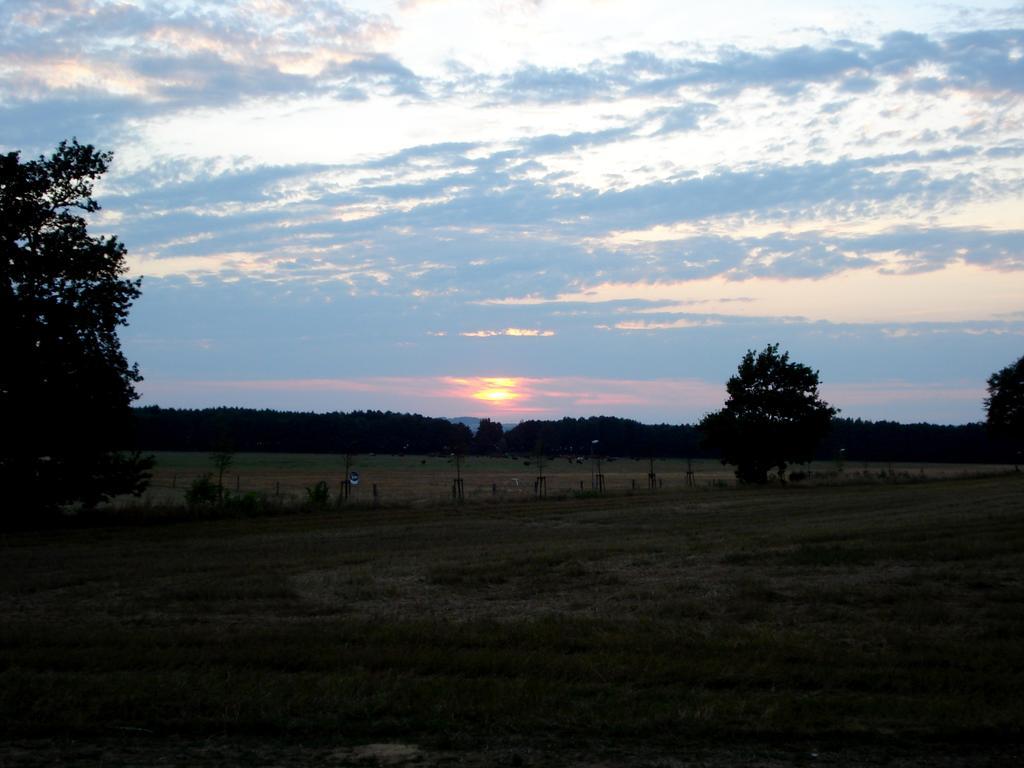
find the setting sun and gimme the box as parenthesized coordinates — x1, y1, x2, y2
(471, 377, 521, 405)
(444, 377, 528, 409)
(474, 388, 517, 402)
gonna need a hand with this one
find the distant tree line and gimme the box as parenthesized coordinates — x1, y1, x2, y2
(820, 418, 1015, 464)
(132, 406, 473, 455)
(504, 416, 702, 458)
(506, 416, 1015, 464)
(128, 407, 1017, 464)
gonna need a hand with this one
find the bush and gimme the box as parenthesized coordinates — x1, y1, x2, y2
(185, 474, 218, 506)
(222, 491, 266, 516)
(306, 480, 330, 506)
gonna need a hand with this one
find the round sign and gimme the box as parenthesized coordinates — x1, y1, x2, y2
(349, 471, 360, 486)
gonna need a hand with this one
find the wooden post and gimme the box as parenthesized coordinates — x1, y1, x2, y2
(685, 458, 695, 488)
(235, 474, 240, 492)
(451, 451, 465, 502)
(372, 483, 379, 508)
(342, 453, 354, 501)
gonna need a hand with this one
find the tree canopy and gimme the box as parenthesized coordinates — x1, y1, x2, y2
(129, 408, 1015, 465)
(1, 140, 150, 516)
(699, 344, 837, 483)
(132, 407, 473, 455)
(472, 418, 505, 455)
(985, 353, 1023, 466)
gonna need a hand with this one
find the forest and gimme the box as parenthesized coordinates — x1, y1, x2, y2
(130, 406, 1017, 464)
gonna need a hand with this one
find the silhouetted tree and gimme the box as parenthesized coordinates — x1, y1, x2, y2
(210, 446, 234, 505)
(1, 140, 150, 517)
(699, 344, 836, 483)
(472, 417, 504, 455)
(985, 353, 1024, 469)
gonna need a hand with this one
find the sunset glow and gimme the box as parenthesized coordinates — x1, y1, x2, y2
(474, 388, 519, 403)
(6, 0, 1020, 424)
(452, 377, 525, 407)
(131, 373, 984, 423)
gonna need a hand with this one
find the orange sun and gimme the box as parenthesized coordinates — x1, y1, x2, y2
(470, 377, 521, 405)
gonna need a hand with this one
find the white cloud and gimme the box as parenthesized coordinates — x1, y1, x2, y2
(460, 327, 556, 337)
(612, 318, 723, 330)
(490, 261, 1024, 324)
(8, 1, 1024, 423)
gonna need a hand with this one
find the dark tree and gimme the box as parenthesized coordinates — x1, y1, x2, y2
(699, 344, 837, 483)
(472, 417, 504, 455)
(210, 447, 234, 505)
(1, 140, 150, 516)
(985, 353, 1024, 468)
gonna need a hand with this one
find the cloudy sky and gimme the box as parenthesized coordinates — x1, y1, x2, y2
(3, 0, 1022, 424)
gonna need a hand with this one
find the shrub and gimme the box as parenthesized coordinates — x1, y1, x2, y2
(306, 480, 330, 506)
(222, 491, 266, 516)
(185, 474, 218, 506)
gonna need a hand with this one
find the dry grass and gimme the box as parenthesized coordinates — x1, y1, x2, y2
(133, 451, 1015, 507)
(2, 473, 1023, 765)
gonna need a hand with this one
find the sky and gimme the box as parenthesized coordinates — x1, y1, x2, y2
(3, 0, 1023, 424)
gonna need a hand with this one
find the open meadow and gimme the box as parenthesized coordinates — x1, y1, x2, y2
(2, 472, 1023, 765)
(132, 451, 1014, 507)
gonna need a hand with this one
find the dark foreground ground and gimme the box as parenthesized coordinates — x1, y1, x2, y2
(2, 474, 1023, 765)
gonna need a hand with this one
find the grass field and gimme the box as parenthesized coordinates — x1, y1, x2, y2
(132, 451, 1015, 507)
(2, 472, 1023, 765)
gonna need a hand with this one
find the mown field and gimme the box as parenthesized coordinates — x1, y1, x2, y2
(2, 473, 1023, 765)
(133, 450, 1013, 507)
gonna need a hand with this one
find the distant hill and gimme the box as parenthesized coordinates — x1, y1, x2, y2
(448, 417, 520, 434)
(447, 416, 481, 433)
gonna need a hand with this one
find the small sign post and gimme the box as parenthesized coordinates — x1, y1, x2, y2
(342, 453, 356, 501)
